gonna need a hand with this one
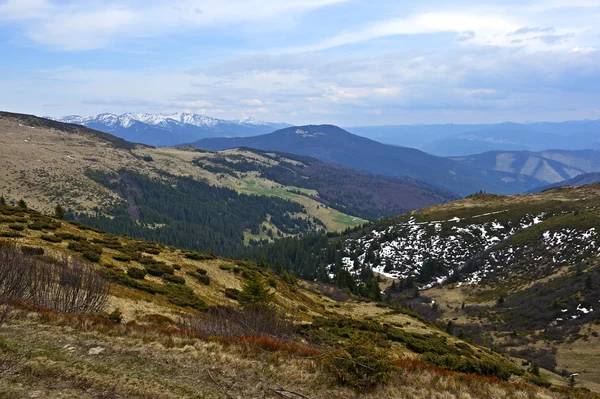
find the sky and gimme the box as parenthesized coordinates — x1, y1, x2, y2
(0, 0, 599, 126)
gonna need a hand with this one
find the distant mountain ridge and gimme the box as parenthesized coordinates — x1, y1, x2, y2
(451, 149, 600, 185)
(347, 120, 600, 156)
(192, 124, 545, 196)
(529, 172, 600, 193)
(47, 112, 290, 146)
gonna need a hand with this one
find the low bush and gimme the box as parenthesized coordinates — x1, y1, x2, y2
(224, 288, 240, 300)
(181, 305, 299, 339)
(0, 231, 23, 238)
(420, 353, 521, 381)
(112, 254, 131, 262)
(54, 232, 85, 241)
(67, 241, 103, 263)
(139, 313, 175, 327)
(186, 270, 210, 285)
(324, 335, 397, 392)
(41, 234, 62, 243)
(184, 252, 215, 261)
(127, 267, 147, 280)
(163, 274, 186, 285)
(144, 263, 175, 277)
(8, 224, 25, 231)
(163, 284, 206, 310)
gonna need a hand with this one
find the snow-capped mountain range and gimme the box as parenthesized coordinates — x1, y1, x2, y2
(47, 112, 290, 146)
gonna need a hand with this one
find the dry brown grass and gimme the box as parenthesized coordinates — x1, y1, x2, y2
(1, 312, 595, 399)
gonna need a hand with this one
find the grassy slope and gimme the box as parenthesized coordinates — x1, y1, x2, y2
(402, 185, 600, 391)
(0, 206, 588, 398)
(0, 116, 364, 233)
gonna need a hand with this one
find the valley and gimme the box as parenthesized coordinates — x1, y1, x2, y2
(0, 112, 456, 256)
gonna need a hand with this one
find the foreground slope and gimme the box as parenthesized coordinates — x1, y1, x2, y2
(0, 204, 592, 398)
(193, 125, 544, 196)
(256, 184, 600, 389)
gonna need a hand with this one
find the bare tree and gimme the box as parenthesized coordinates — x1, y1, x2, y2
(181, 305, 299, 340)
(0, 242, 109, 325)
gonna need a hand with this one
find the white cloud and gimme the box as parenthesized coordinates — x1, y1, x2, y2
(0, 0, 348, 50)
(572, 46, 597, 54)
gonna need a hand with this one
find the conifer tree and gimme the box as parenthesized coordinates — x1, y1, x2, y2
(238, 277, 274, 309)
(54, 204, 66, 220)
(17, 199, 27, 209)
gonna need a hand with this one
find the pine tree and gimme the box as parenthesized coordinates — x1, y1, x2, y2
(17, 199, 27, 209)
(497, 295, 505, 307)
(0, 195, 5, 206)
(238, 277, 274, 309)
(54, 204, 66, 220)
(530, 362, 540, 377)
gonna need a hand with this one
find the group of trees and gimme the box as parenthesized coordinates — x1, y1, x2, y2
(74, 169, 320, 256)
(246, 232, 382, 301)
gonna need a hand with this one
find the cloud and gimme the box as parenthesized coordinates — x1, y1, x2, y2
(2, 1, 600, 125)
(511, 26, 555, 35)
(0, 0, 348, 50)
(285, 12, 520, 53)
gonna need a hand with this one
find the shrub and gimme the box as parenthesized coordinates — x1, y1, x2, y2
(139, 313, 175, 327)
(112, 254, 131, 262)
(144, 263, 175, 277)
(163, 274, 186, 285)
(186, 269, 210, 285)
(324, 335, 397, 392)
(184, 252, 215, 261)
(8, 224, 24, 231)
(0, 231, 23, 238)
(83, 251, 101, 262)
(41, 234, 62, 243)
(197, 275, 210, 285)
(164, 284, 206, 310)
(68, 241, 103, 263)
(54, 232, 85, 241)
(182, 305, 299, 339)
(0, 242, 109, 316)
(172, 264, 182, 270)
(108, 308, 123, 324)
(127, 267, 147, 280)
(224, 288, 240, 300)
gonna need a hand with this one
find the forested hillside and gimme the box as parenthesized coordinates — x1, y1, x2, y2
(75, 169, 320, 255)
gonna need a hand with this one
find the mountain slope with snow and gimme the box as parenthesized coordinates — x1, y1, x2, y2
(47, 112, 290, 146)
